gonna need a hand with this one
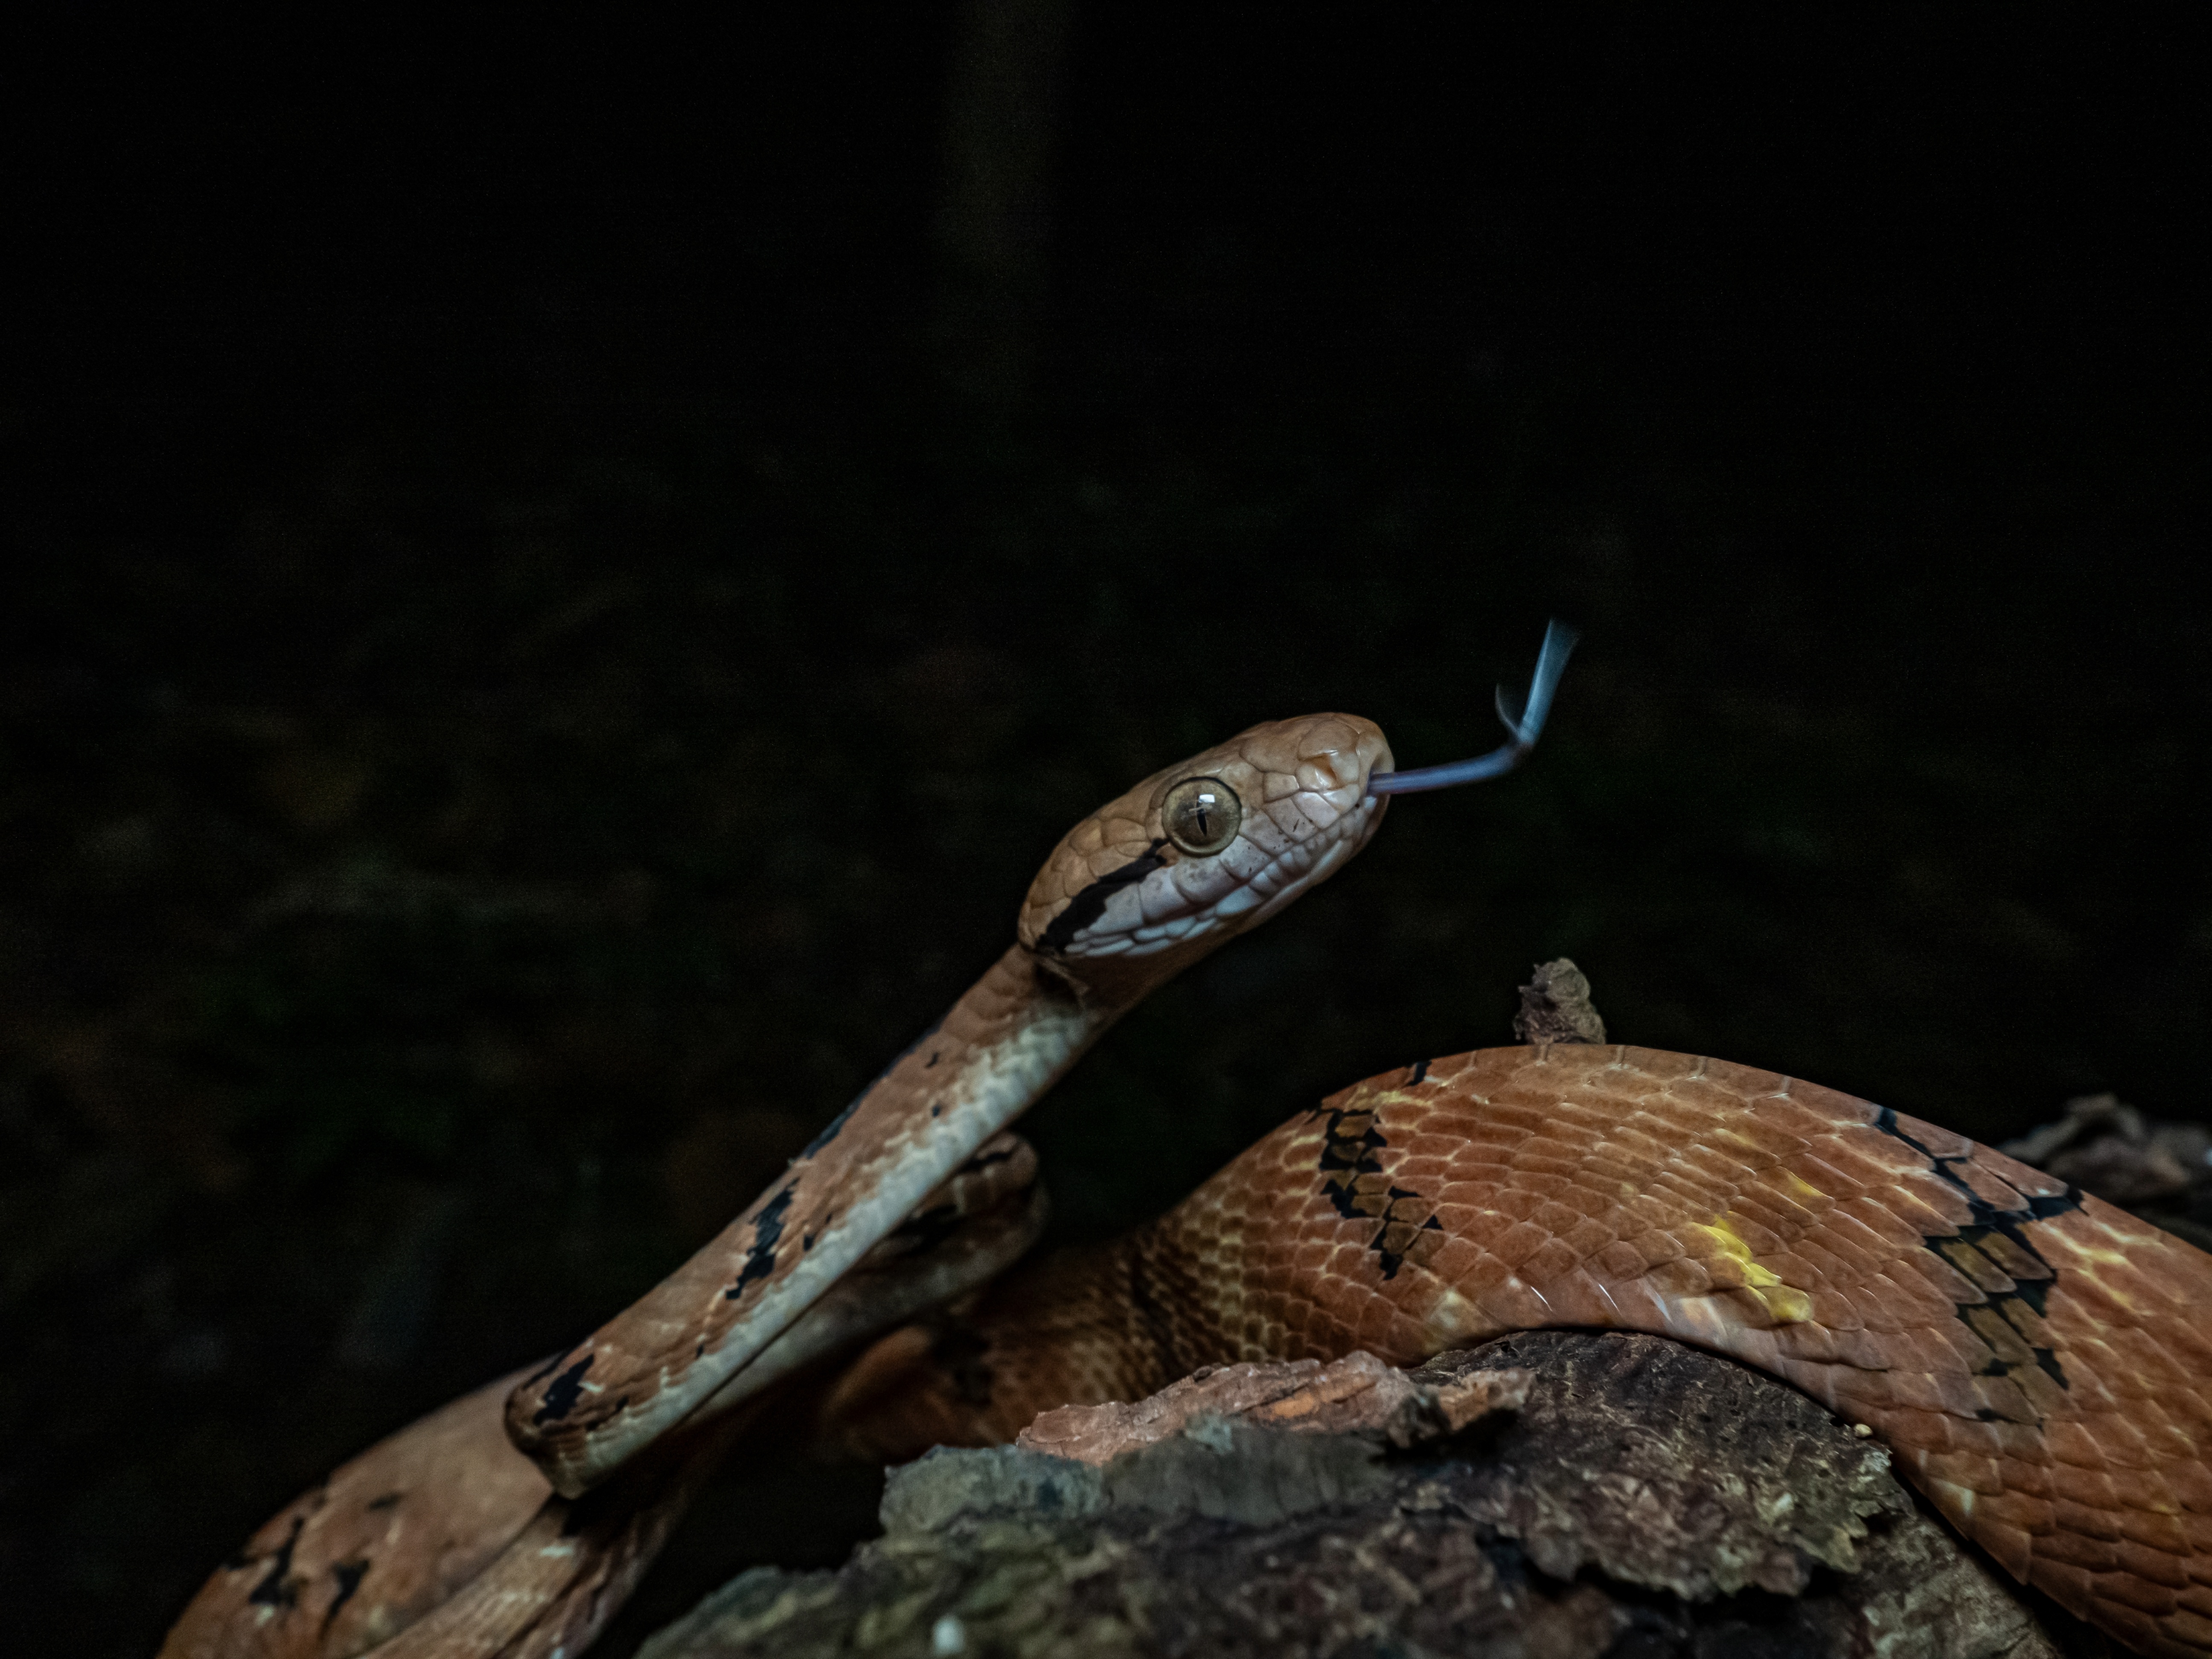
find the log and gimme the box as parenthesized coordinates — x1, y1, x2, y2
(639, 1331, 2075, 1659)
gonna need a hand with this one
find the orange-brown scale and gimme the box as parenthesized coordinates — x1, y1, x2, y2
(160, 1368, 554, 1659)
(507, 714, 1394, 1500)
(821, 1043, 2212, 1659)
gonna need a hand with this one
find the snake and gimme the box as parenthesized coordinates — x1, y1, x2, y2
(162, 624, 2212, 1659)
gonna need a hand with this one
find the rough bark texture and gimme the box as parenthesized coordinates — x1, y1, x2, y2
(1513, 958, 1609, 1046)
(640, 1333, 2081, 1659)
(2003, 1091, 2212, 1254)
(1015, 1348, 1534, 1464)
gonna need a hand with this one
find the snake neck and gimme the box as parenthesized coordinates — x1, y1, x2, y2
(508, 943, 1129, 1493)
(783, 942, 1123, 1286)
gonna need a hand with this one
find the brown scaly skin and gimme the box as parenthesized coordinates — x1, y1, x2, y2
(169, 688, 2212, 1658)
(165, 714, 1393, 1658)
(502, 714, 1392, 1498)
(158, 1131, 1050, 1659)
(822, 1044, 2212, 1658)
(161, 1368, 554, 1659)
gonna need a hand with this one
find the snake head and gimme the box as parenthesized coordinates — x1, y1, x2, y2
(1014, 623, 1575, 995)
(1017, 713, 1395, 987)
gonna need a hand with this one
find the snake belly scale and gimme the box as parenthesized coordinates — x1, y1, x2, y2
(163, 646, 2212, 1659)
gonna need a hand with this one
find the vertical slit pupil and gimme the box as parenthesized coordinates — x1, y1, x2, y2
(1166, 775, 1240, 853)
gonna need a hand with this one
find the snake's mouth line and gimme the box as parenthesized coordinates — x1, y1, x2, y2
(1040, 806, 1380, 961)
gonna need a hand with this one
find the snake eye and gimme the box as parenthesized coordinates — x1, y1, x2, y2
(1161, 775, 1243, 856)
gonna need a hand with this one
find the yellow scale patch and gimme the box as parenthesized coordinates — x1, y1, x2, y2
(1781, 1170, 1827, 1204)
(1690, 1216, 1814, 1325)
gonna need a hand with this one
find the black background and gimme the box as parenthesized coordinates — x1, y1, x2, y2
(2, 9, 2206, 1654)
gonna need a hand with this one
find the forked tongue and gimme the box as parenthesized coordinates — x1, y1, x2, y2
(1365, 619, 1578, 795)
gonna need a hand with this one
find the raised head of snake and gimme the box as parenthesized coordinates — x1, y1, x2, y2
(503, 623, 1579, 1497)
(161, 626, 1576, 1659)
(160, 612, 2212, 1659)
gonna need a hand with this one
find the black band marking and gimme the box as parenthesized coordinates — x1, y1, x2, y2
(1037, 839, 1169, 954)
(1870, 1107, 2079, 1391)
(727, 1183, 797, 1301)
(533, 1355, 595, 1426)
(324, 1560, 369, 1629)
(248, 1515, 305, 1609)
(1317, 1104, 1446, 1280)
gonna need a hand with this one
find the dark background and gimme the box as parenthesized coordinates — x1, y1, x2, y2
(2, 8, 2206, 1655)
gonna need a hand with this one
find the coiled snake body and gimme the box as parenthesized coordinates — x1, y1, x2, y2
(824, 1044, 2212, 1656)
(166, 650, 2212, 1659)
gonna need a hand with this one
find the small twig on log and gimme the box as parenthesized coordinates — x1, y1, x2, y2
(1513, 958, 1607, 1045)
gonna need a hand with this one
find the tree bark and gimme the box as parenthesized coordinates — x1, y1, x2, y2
(639, 1333, 2078, 1659)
